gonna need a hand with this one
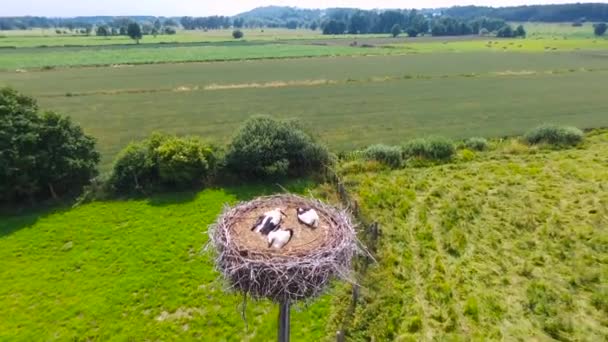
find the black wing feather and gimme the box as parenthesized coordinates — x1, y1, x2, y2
(251, 215, 265, 231)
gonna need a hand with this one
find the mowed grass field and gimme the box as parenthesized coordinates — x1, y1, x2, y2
(333, 131, 608, 340)
(0, 180, 342, 341)
(2, 51, 608, 170)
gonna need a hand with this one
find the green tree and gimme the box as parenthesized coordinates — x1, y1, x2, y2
(0, 88, 41, 202)
(496, 25, 514, 37)
(232, 29, 244, 39)
(594, 23, 607, 36)
(515, 24, 526, 37)
(36, 112, 100, 199)
(127, 22, 143, 44)
(391, 24, 402, 37)
(0, 88, 99, 203)
(96, 25, 109, 37)
(225, 116, 330, 179)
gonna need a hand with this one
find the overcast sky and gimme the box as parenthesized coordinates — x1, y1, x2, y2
(4, 1, 604, 17)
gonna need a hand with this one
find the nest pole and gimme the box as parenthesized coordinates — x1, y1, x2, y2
(278, 301, 290, 342)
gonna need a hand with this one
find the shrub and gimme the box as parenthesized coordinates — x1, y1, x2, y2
(363, 144, 403, 168)
(225, 116, 330, 179)
(403, 137, 455, 161)
(523, 124, 584, 147)
(232, 30, 244, 39)
(464, 137, 489, 151)
(109, 141, 157, 193)
(155, 136, 216, 187)
(0, 87, 99, 203)
(109, 133, 217, 193)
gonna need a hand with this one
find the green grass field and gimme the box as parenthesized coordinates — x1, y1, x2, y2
(0, 29, 325, 47)
(333, 130, 608, 340)
(3, 51, 608, 170)
(0, 180, 342, 341)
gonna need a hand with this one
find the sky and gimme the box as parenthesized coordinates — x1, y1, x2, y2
(4, 0, 605, 17)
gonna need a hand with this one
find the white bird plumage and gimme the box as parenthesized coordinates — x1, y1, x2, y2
(297, 208, 319, 228)
(251, 208, 286, 235)
(268, 228, 294, 249)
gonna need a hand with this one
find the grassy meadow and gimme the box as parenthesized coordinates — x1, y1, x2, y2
(0, 180, 342, 341)
(333, 130, 608, 340)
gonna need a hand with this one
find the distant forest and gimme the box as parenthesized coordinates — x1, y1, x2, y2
(1, 3, 607, 36)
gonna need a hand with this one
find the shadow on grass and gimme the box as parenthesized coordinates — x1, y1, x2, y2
(221, 178, 318, 202)
(146, 190, 199, 207)
(0, 203, 71, 238)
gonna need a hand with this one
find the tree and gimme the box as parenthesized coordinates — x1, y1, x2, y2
(153, 19, 162, 31)
(594, 23, 607, 36)
(36, 112, 100, 199)
(515, 24, 526, 37)
(232, 29, 244, 39)
(164, 27, 176, 35)
(391, 24, 402, 37)
(225, 116, 330, 179)
(496, 25, 514, 37)
(406, 28, 419, 37)
(0, 88, 99, 203)
(233, 18, 245, 28)
(322, 19, 346, 35)
(286, 20, 298, 29)
(310, 21, 319, 31)
(127, 22, 142, 44)
(0, 87, 41, 202)
(96, 25, 109, 37)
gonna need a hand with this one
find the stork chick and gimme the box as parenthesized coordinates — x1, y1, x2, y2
(297, 207, 319, 229)
(251, 208, 286, 235)
(268, 228, 294, 249)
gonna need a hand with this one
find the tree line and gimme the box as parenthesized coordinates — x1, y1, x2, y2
(3, 4, 608, 32)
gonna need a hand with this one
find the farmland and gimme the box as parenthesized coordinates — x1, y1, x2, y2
(2, 19, 608, 341)
(2, 50, 608, 170)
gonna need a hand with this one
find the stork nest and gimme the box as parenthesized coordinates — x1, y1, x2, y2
(208, 194, 358, 303)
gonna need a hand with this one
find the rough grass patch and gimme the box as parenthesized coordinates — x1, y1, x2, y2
(403, 137, 455, 161)
(363, 144, 403, 168)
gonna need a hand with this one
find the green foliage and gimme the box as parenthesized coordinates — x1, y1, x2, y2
(155, 136, 216, 187)
(0, 87, 99, 203)
(391, 24, 402, 38)
(403, 137, 455, 161)
(523, 124, 584, 147)
(515, 25, 527, 38)
(36, 112, 100, 198)
(127, 22, 142, 43)
(109, 133, 217, 193)
(594, 23, 607, 36)
(464, 137, 489, 151)
(225, 116, 330, 179)
(363, 144, 403, 168)
(232, 29, 244, 39)
(496, 25, 514, 38)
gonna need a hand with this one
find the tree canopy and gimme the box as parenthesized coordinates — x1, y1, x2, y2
(0, 88, 99, 203)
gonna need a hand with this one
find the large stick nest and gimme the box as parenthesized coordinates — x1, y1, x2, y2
(208, 194, 358, 303)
